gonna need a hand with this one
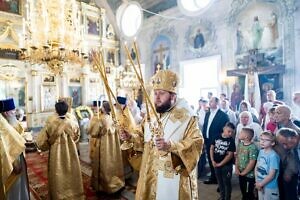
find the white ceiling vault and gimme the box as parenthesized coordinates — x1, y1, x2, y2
(93, 0, 177, 37)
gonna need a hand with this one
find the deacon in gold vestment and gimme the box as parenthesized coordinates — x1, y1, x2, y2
(120, 70, 204, 200)
(36, 100, 84, 200)
(88, 101, 125, 193)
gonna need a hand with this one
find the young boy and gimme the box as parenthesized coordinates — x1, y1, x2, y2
(235, 128, 259, 200)
(255, 131, 280, 200)
(210, 122, 236, 200)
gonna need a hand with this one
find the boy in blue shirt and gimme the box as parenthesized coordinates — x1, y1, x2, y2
(255, 131, 280, 200)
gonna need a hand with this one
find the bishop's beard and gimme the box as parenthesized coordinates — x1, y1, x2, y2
(155, 99, 172, 113)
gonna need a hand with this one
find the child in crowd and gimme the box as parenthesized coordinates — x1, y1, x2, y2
(255, 131, 280, 200)
(235, 128, 259, 200)
(266, 107, 277, 134)
(210, 122, 236, 200)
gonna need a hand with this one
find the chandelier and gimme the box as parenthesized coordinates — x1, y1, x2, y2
(19, 0, 88, 75)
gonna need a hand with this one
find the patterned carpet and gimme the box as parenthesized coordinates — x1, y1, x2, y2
(25, 151, 129, 200)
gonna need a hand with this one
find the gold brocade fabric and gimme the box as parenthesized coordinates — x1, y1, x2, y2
(115, 106, 136, 134)
(0, 115, 25, 185)
(134, 117, 203, 200)
(88, 114, 125, 193)
(36, 114, 84, 200)
(13, 122, 25, 137)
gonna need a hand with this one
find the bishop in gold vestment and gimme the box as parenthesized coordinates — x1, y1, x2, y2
(88, 101, 124, 193)
(120, 70, 204, 200)
(36, 101, 84, 200)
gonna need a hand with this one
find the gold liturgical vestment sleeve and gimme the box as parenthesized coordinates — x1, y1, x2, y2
(0, 115, 25, 185)
(88, 114, 125, 193)
(135, 116, 203, 200)
(36, 114, 84, 200)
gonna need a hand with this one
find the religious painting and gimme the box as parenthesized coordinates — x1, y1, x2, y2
(87, 16, 99, 35)
(69, 77, 81, 84)
(151, 34, 171, 74)
(0, 0, 20, 15)
(233, 2, 282, 59)
(42, 74, 56, 85)
(41, 85, 57, 112)
(193, 28, 205, 49)
(18, 86, 25, 107)
(236, 72, 283, 107)
(107, 50, 115, 65)
(259, 74, 283, 101)
(69, 86, 82, 108)
(184, 19, 217, 58)
(81, 2, 101, 39)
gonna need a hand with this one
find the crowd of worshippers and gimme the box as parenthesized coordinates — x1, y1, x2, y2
(196, 90, 300, 200)
(1, 84, 300, 200)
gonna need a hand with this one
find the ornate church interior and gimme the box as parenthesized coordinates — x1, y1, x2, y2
(1, 0, 300, 199)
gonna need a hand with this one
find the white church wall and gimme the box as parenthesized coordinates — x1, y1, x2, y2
(136, 0, 299, 108)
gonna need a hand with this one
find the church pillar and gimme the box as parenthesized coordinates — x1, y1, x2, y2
(100, 8, 106, 39)
(59, 71, 69, 97)
(26, 65, 40, 130)
(81, 65, 89, 105)
(31, 65, 40, 113)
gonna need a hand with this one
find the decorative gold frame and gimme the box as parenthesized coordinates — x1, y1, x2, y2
(81, 2, 102, 39)
(69, 76, 81, 84)
(40, 84, 58, 112)
(42, 74, 56, 85)
(0, 0, 24, 16)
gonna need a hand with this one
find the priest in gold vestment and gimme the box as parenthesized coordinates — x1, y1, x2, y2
(36, 100, 84, 200)
(0, 98, 29, 200)
(120, 70, 204, 200)
(88, 101, 125, 193)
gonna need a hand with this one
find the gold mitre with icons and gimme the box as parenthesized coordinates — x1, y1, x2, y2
(151, 69, 179, 93)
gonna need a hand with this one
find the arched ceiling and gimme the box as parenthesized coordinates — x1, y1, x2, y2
(80, 0, 177, 37)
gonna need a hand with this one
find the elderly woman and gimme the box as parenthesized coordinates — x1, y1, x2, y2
(238, 100, 260, 124)
(236, 111, 263, 147)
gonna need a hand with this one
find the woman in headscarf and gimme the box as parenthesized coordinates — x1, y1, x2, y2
(238, 100, 260, 124)
(236, 111, 263, 148)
